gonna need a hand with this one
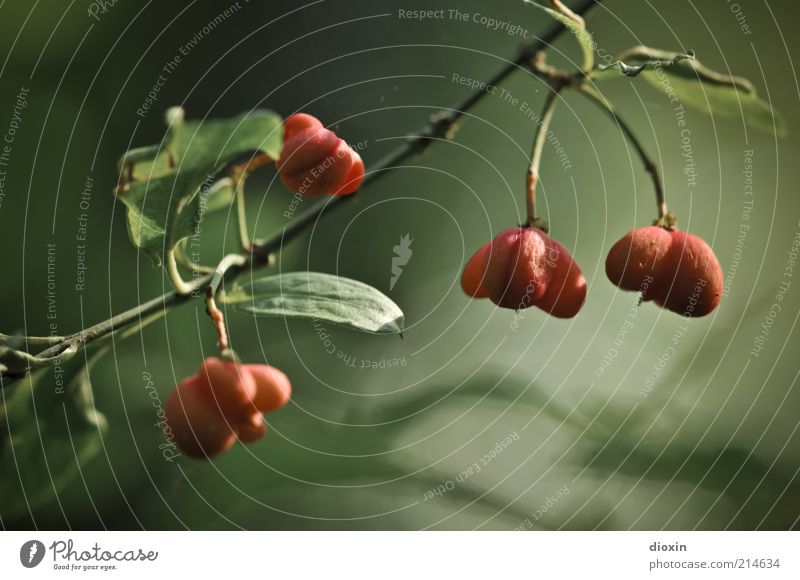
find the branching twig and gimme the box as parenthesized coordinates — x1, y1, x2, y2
(0, 0, 601, 388)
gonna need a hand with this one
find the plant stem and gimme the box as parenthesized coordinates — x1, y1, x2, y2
(204, 253, 247, 353)
(0, 333, 65, 346)
(205, 289, 229, 352)
(577, 84, 668, 219)
(165, 248, 195, 295)
(0, 0, 600, 388)
(551, 0, 586, 36)
(173, 239, 215, 274)
(525, 84, 563, 227)
(209, 253, 247, 296)
(234, 169, 251, 251)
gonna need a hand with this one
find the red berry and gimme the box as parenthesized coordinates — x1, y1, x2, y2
(236, 412, 267, 443)
(195, 357, 256, 422)
(244, 364, 292, 413)
(533, 235, 589, 319)
(462, 227, 586, 318)
(460, 242, 490, 298)
(165, 376, 237, 459)
(341, 150, 365, 193)
(277, 113, 365, 196)
(605, 226, 723, 317)
(164, 358, 293, 459)
(283, 112, 323, 141)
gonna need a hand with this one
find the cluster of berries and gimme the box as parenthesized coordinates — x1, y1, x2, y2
(166, 358, 291, 458)
(167, 111, 724, 462)
(462, 223, 722, 318)
(166, 113, 367, 460)
(274, 112, 723, 318)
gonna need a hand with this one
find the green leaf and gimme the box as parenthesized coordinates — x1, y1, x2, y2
(222, 272, 405, 335)
(591, 46, 786, 137)
(0, 347, 109, 521)
(116, 107, 283, 266)
(524, 0, 594, 72)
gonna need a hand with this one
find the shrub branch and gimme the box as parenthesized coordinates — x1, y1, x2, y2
(0, 0, 601, 388)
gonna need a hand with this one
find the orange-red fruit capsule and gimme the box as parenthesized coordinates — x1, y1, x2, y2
(236, 412, 267, 443)
(460, 242, 491, 298)
(165, 375, 237, 459)
(462, 227, 586, 318)
(165, 358, 289, 459)
(605, 226, 723, 317)
(277, 113, 365, 196)
(196, 357, 257, 422)
(244, 364, 292, 413)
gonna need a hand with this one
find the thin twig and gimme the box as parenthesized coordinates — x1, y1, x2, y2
(165, 248, 195, 295)
(551, 0, 585, 29)
(525, 81, 563, 227)
(0, 333, 65, 346)
(0, 0, 601, 388)
(205, 289, 229, 352)
(234, 168, 252, 251)
(209, 253, 247, 296)
(173, 239, 215, 274)
(577, 84, 668, 220)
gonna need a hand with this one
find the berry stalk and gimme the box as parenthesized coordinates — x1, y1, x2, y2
(526, 83, 563, 228)
(577, 84, 669, 221)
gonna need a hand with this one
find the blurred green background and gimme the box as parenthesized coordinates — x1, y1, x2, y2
(1, 0, 798, 530)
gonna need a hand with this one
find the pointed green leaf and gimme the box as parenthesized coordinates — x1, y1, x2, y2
(116, 108, 283, 266)
(222, 272, 405, 334)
